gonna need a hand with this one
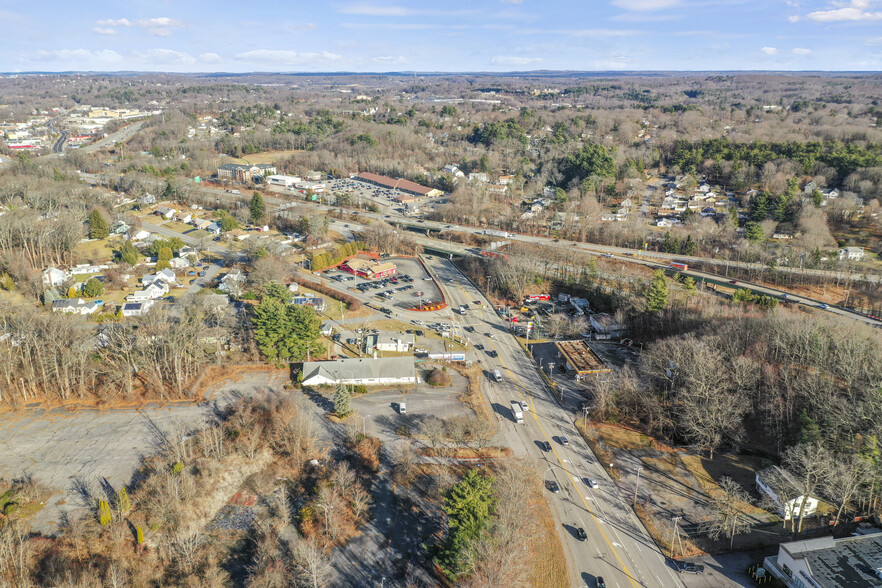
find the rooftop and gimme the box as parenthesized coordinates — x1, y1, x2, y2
(301, 357, 415, 382)
(555, 340, 610, 374)
(784, 534, 882, 588)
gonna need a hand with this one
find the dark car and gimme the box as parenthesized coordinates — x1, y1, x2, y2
(596, 578, 606, 588)
(576, 527, 587, 541)
(415, 330, 424, 336)
(729, 280, 738, 284)
(475, 344, 484, 351)
(488, 350, 498, 358)
(198, 271, 206, 277)
(541, 441, 552, 452)
(678, 562, 705, 574)
(545, 480, 560, 493)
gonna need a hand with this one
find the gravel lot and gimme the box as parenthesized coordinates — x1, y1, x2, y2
(0, 369, 287, 534)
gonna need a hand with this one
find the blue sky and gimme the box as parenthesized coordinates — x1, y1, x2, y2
(5, 0, 882, 72)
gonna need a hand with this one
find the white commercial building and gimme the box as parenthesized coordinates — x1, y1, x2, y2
(300, 357, 417, 387)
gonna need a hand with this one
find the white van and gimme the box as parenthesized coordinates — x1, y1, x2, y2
(492, 369, 503, 382)
(399, 402, 406, 415)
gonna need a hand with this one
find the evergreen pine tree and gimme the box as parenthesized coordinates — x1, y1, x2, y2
(155, 246, 173, 271)
(645, 270, 669, 312)
(88, 209, 110, 239)
(249, 191, 267, 224)
(334, 383, 352, 417)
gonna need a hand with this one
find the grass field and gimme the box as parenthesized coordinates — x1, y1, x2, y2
(75, 238, 115, 262)
(241, 149, 306, 165)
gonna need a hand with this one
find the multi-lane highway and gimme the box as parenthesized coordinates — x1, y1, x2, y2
(423, 255, 683, 588)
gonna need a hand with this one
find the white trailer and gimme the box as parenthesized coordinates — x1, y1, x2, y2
(510, 401, 524, 424)
(484, 229, 510, 238)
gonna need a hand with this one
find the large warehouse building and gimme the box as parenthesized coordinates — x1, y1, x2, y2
(300, 357, 417, 386)
(356, 172, 444, 197)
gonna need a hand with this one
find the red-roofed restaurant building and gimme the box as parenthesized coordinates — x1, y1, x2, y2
(356, 172, 444, 198)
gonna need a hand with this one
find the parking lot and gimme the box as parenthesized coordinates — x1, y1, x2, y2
(322, 256, 444, 313)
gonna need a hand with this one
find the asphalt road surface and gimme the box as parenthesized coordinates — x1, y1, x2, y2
(424, 255, 684, 588)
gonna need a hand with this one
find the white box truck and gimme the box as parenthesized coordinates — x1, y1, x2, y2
(510, 401, 524, 424)
(492, 369, 503, 382)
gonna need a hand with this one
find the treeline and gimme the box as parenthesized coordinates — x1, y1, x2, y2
(665, 138, 882, 182)
(0, 296, 238, 405)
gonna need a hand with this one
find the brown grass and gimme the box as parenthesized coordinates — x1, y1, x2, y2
(528, 492, 569, 588)
(634, 503, 705, 559)
(418, 446, 513, 459)
(241, 149, 306, 165)
(450, 363, 494, 423)
(680, 454, 769, 517)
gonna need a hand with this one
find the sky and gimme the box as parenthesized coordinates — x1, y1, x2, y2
(4, 0, 882, 72)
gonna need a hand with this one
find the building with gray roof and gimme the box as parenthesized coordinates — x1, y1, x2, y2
(300, 357, 416, 387)
(764, 532, 882, 587)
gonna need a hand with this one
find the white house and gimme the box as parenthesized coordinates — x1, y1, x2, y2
(838, 247, 864, 262)
(42, 267, 69, 287)
(131, 229, 151, 241)
(122, 300, 154, 317)
(300, 357, 417, 387)
(51, 298, 100, 315)
(179, 213, 193, 224)
(127, 281, 168, 302)
(142, 268, 176, 286)
(367, 334, 414, 353)
(156, 206, 176, 220)
(169, 257, 190, 269)
(756, 466, 818, 521)
(468, 172, 489, 183)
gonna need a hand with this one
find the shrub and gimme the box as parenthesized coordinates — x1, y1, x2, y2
(98, 499, 112, 526)
(135, 525, 144, 544)
(427, 369, 451, 387)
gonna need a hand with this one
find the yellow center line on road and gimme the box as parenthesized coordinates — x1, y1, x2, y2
(486, 336, 641, 588)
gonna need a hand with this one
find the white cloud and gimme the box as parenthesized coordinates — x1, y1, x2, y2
(290, 22, 318, 31)
(31, 49, 123, 64)
(806, 1, 882, 22)
(611, 0, 681, 10)
(199, 53, 222, 63)
(788, 15, 801, 22)
(792, 47, 812, 54)
(867, 36, 882, 44)
(492, 55, 544, 65)
(370, 55, 409, 64)
(234, 49, 345, 66)
(96, 18, 131, 27)
(134, 49, 196, 64)
(92, 27, 117, 35)
(761, 46, 779, 55)
(501, 0, 524, 3)
(137, 17, 183, 28)
(340, 4, 411, 15)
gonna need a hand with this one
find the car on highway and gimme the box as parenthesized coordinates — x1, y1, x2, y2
(475, 344, 484, 351)
(560, 436, 569, 446)
(487, 350, 498, 358)
(677, 562, 705, 574)
(576, 527, 587, 541)
(414, 348, 428, 353)
(819, 303, 829, 310)
(545, 480, 560, 493)
(520, 400, 529, 412)
(729, 280, 738, 284)
(596, 577, 606, 588)
(602, 253, 613, 258)
(587, 479, 599, 489)
(541, 441, 552, 452)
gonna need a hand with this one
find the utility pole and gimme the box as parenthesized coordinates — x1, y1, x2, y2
(670, 516, 683, 559)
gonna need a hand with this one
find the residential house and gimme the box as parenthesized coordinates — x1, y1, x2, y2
(111, 220, 131, 235)
(838, 247, 865, 262)
(138, 193, 156, 206)
(589, 313, 628, 339)
(366, 334, 414, 353)
(763, 532, 882, 588)
(169, 257, 190, 269)
(142, 268, 176, 285)
(287, 282, 299, 294)
(70, 264, 109, 276)
(127, 281, 168, 302)
(498, 174, 515, 185)
(179, 213, 193, 224)
(131, 229, 150, 241)
(42, 267, 69, 288)
(219, 269, 246, 293)
(656, 218, 682, 228)
(227, 229, 250, 241)
(122, 300, 154, 317)
(468, 172, 489, 183)
(487, 184, 507, 195)
(292, 295, 326, 312)
(803, 181, 818, 194)
(756, 466, 818, 521)
(442, 164, 465, 178)
(319, 322, 334, 337)
(155, 206, 176, 220)
(300, 357, 417, 387)
(700, 207, 718, 217)
(51, 298, 100, 315)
